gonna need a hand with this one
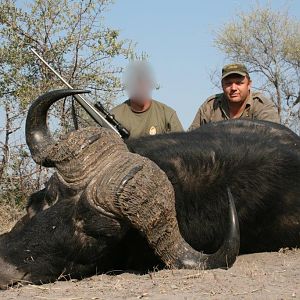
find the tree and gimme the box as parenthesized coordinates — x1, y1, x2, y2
(0, 0, 136, 205)
(213, 5, 300, 133)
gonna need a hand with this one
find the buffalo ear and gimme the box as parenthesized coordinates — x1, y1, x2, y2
(27, 189, 51, 218)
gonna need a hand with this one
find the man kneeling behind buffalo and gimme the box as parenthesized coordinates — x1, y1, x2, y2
(189, 64, 280, 129)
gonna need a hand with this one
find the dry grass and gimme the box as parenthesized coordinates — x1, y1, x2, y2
(0, 202, 25, 234)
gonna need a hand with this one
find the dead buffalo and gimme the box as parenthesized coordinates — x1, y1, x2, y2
(0, 89, 299, 289)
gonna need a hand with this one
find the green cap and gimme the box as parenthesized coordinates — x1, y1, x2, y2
(222, 63, 249, 80)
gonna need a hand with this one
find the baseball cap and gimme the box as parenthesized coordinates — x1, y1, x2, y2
(222, 63, 249, 80)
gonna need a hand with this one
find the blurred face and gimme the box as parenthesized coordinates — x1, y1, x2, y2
(127, 78, 152, 103)
(221, 74, 252, 103)
(124, 61, 155, 104)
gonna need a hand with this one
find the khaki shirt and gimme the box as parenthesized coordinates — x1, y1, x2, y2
(189, 91, 280, 130)
(111, 99, 184, 139)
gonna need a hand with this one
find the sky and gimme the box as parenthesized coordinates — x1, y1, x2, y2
(105, 0, 300, 129)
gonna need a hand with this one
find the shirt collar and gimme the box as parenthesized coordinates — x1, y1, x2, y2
(219, 91, 253, 118)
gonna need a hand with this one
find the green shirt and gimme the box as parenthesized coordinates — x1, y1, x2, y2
(189, 91, 280, 130)
(111, 99, 184, 139)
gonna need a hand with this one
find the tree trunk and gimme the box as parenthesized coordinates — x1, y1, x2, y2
(0, 104, 11, 181)
(274, 77, 282, 123)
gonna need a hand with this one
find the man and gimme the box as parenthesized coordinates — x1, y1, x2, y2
(189, 63, 280, 130)
(112, 61, 183, 139)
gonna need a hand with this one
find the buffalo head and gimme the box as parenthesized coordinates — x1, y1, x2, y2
(0, 89, 240, 288)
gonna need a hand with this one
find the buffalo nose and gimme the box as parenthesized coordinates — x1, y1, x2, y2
(0, 257, 26, 289)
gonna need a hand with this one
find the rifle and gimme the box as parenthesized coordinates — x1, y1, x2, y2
(30, 48, 130, 139)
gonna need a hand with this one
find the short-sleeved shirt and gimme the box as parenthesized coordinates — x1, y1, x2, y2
(111, 99, 184, 139)
(189, 91, 280, 130)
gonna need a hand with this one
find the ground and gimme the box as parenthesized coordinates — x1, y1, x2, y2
(0, 209, 299, 299)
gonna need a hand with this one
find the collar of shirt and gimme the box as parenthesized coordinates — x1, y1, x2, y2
(127, 99, 153, 114)
(218, 91, 254, 119)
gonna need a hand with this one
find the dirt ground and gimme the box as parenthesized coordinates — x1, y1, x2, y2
(0, 209, 299, 299)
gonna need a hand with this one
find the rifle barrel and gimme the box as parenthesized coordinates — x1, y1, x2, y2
(30, 48, 121, 137)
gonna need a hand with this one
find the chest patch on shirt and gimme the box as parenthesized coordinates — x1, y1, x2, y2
(149, 126, 157, 135)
